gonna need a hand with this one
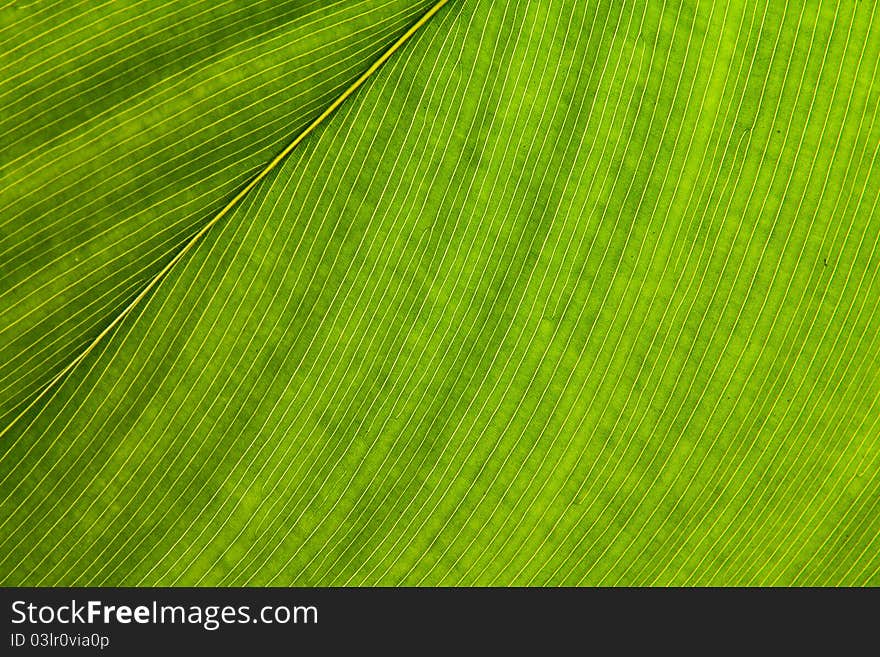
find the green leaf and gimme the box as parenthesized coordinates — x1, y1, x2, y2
(2, 0, 879, 585)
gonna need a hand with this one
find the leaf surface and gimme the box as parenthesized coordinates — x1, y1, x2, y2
(1, 0, 879, 585)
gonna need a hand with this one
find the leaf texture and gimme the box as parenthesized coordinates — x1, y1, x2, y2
(1, 0, 879, 585)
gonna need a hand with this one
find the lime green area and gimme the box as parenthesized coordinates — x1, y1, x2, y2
(1, 0, 878, 585)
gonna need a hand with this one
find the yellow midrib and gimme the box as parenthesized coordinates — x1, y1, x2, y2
(0, 0, 450, 440)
